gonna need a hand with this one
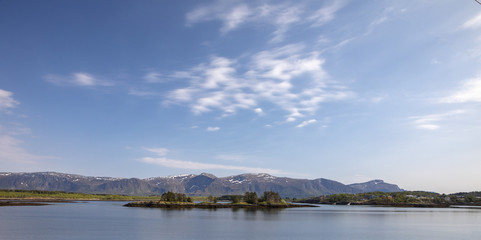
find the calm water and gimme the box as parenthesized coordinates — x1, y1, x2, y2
(1, 201, 480, 240)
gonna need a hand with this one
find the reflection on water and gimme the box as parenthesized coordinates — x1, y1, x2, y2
(242, 208, 283, 221)
(0, 201, 480, 240)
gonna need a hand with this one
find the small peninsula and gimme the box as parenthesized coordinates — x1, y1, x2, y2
(296, 191, 481, 208)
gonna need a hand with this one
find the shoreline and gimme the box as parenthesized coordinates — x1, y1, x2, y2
(0, 198, 139, 202)
(124, 201, 318, 209)
(298, 201, 481, 208)
(0, 201, 51, 206)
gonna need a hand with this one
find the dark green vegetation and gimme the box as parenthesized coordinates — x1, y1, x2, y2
(244, 192, 258, 204)
(125, 191, 317, 209)
(296, 191, 481, 207)
(160, 191, 193, 202)
(0, 189, 159, 201)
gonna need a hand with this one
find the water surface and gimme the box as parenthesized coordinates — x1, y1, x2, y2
(1, 201, 480, 239)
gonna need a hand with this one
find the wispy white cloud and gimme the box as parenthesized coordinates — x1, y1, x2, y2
(439, 76, 481, 103)
(369, 16, 387, 28)
(269, 5, 302, 43)
(168, 88, 198, 103)
(0, 89, 20, 113)
(308, 0, 346, 27)
(186, 1, 345, 43)
(296, 119, 317, 128)
(221, 5, 251, 33)
(45, 72, 113, 87)
(317, 35, 330, 45)
(248, 44, 322, 80)
(128, 89, 156, 97)
(143, 72, 165, 83)
(410, 110, 467, 130)
(164, 44, 353, 122)
(144, 147, 169, 156)
(462, 11, 481, 29)
(186, 2, 252, 33)
(139, 157, 285, 175)
(320, 7, 390, 52)
(1, 122, 32, 136)
(370, 96, 385, 103)
(416, 124, 440, 130)
(207, 126, 220, 131)
(286, 117, 296, 122)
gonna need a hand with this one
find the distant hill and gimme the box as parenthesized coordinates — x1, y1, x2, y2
(0, 172, 403, 198)
(348, 179, 404, 193)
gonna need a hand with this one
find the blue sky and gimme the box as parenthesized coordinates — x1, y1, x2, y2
(1, 0, 481, 193)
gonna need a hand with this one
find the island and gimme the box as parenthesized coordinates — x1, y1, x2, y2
(124, 191, 317, 209)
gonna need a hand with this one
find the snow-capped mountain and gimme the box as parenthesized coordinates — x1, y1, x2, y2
(0, 172, 403, 198)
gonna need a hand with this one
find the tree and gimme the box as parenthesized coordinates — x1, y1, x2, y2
(231, 195, 240, 204)
(244, 192, 258, 204)
(207, 195, 218, 203)
(160, 192, 190, 202)
(261, 191, 282, 203)
(465, 194, 475, 203)
(161, 191, 176, 202)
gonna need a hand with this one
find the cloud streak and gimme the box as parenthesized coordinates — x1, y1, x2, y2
(462, 11, 481, 29)
(296, 119, 317, 128)
(143, 72, 165, 83)
(309, 0, 346, 27)
(0, 89, 20, 113)
(139, 157, 286, 175)
(0, 132, 46, 165)
(206, 127, 220, 131)
(439, 76, 481, 103)
(410, 110, 467, 130)
(45, 72, 113, 87)
(144, 147, 169, 156)
(139, 147, 285, 175)
(186, 1, 345, 43)
(0, 91, 53, 168)
(186, 2, 252, 33)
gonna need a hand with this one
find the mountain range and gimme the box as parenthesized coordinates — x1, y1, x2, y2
(0, 172, 404, 198)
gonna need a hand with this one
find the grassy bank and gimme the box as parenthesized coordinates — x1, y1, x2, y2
(0, 189, 160, 201)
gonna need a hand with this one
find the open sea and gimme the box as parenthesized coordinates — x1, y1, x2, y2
(0, 201, 480, 240)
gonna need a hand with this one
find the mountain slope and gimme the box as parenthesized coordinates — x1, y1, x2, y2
(0, 172, 403, 198)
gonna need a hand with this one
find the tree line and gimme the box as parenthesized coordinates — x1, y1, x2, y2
(159, 191, 284, 204)
(226, 191, 284, 204)
(296, 191, 481, 205)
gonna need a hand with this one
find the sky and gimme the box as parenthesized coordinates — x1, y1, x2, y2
(1, 0, 481, 194)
